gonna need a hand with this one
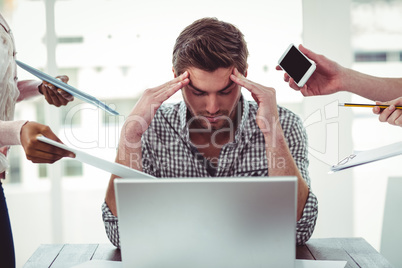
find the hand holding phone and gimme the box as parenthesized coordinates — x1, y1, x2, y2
(278, 44, 316, 87)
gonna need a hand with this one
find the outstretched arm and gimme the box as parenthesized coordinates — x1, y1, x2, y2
(277, 44, 402, 102)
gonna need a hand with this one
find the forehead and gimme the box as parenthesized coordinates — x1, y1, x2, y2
(187, 67, 234, 92)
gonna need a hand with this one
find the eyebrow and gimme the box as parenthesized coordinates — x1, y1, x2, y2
(188, 81, 235, 93)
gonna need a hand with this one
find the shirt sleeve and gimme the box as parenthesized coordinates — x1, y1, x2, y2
(282, 111, 318, 245)
(101, 201, 121, 248)
(141, 126, 161, 177)
(0, 120, 28, 147)
(16, 80, 42, 102)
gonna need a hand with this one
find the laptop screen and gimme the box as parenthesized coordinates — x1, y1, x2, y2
(115, 177, 297, 268)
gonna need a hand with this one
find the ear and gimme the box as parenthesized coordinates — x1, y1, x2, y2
(244, 64, 248, 77)
(172, 67, 178, 78)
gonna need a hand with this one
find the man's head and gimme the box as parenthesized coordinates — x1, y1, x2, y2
(172, 17, 248, 76)
(172, 18, 248, 131)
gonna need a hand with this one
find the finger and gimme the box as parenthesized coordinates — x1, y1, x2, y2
(45, 76, 73, 103)
(283, 73, 289, 83)
(42, 81, 57, 91)
(155, 71, 189, 98)
(53, 93, 69, 106)
(387, 109, 402, 125)
(154, 71, 189, 92)
(395, 114, 402, 127)
(288, 77, 302, 92)
(298, 44, 314, 60)
(57, 89, 74, 102)
(372, 105, 381, 114)
(54, 76, 74, 102)
(378, 105, 396, 123)
(41, 86, 53, 105)
(45, 86, 69, 106)
(230, 68, 252, 90)
(156, 78, 189, 100)
(56, 75, 69, 83)
(300, 85, 311, 96)
(28, 157, 62, 164)
(33, 138, 75, 158)
(276, 65, 283, 71)
(43, 86, 62, 107)
(24, 139, 73, 163)
(298, 44, 309, 54)
(52, 90, 69, 106)
(38, 131, 75, 158)
(25, 149, 64, 164)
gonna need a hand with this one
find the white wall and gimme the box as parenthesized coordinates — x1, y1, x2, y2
(301, 0, 355, 239)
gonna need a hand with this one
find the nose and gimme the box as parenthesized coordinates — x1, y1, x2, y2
(206, 95, 219, 115)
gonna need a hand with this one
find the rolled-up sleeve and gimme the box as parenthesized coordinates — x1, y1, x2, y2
(101, 202, 120, 248)
(282, 111, 318, 245)
(0, 120, 27, 147)
(296, 191, 318, 245)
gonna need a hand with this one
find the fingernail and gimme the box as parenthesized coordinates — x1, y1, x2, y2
(69, 153, 75, 158)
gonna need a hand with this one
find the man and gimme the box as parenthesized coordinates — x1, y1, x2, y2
(277, 44, 402, 126)
(102, 17, 318, 247)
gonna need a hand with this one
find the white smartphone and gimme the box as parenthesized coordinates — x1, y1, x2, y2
(278, 44, 316, 87)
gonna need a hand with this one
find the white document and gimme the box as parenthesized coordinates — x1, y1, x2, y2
(71, 260, 122, 268)
(37, 136, 155, 179)
(295, 259, 347, 268)
(331, 141, 402, 172)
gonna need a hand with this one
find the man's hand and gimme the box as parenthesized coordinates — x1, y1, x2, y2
(230, 68, 279, 134)
(20, 121, 74, 163)
(374, 97, 402, 127)
(231, 68, 309, 220)
(123, 71, 190, 141)
(39, 75, 74, 107)
(276, 44, 344, 97)
(106, 71, 189, 216)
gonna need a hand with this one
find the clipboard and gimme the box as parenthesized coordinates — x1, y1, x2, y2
(37, 136, 155, 179)
(331, 141, 402, 172)
(16, 60, 119, 115)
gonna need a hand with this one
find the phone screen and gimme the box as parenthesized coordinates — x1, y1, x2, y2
(279, 45, 312, 83)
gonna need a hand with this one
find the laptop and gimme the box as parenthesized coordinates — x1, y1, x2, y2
(114, 176, 297, 268)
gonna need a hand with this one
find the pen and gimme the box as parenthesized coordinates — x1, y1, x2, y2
(338, 103, 402, 110)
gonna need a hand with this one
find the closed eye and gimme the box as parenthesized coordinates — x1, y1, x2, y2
(192, 90, 206, 96)
(218, 89, 232, 95)
(218, 82, 235, 95)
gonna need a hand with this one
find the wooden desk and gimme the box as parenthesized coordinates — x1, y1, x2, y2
(23, 238, 392, 268)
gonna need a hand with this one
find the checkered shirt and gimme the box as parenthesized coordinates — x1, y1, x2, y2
(102, 97, 318, 247)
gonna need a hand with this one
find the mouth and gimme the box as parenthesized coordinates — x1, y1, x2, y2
(204, 115, 224, 123)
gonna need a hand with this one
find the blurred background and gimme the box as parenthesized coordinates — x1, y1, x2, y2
(1, 0, 402, 267)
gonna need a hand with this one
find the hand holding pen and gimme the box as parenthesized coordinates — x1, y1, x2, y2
(339, 98, 402, 127)
(373, 97, 402, 126)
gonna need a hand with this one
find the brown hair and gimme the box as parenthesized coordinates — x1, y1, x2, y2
(172, 17, 248, 76)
